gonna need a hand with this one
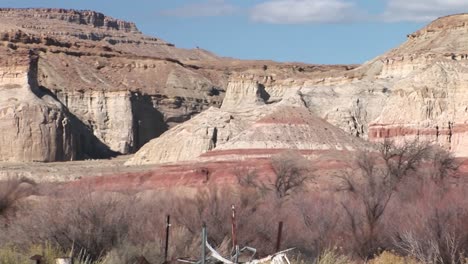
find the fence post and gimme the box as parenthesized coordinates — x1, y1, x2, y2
(234, 245, 240, 263)
(275, 221, 283, 252)
(202, 222, 207, 264)
(231, 204, 237, 250)
(164, 215, 171, 263)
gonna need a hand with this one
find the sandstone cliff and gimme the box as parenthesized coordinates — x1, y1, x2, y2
(129, 13, 468, 164)
(362, 14, 468, 156)
(0, 8, 350, 162)
(0, 48, 76, 161)
(127, 76, 370, 165)
(5, 9, 468, 162)
(223, 14, 468, 157)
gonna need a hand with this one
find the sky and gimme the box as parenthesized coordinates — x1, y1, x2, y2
(0, 0, 467, 64)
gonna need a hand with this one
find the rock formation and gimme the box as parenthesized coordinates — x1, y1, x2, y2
(0, 48, 76, 161)
(3, 9, 468, 162)
(127, 77, 370, 165)
(0, 8, 349, 162)
(352, 14, 468, 156)
(227, 14, 468, 157)
(129, 13, 468, 164)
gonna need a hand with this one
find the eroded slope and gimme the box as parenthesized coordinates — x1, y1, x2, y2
(0, 8, 352, 162)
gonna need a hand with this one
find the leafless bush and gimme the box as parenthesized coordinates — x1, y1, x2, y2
(173, 186, 231, 243)
(428, 146, 460, 183)
(380, 139, 432, 180)
(2, 142, 465, 262)
(236, 151, 314, 199)
(14, 191, 132, 261)
(337, 140, 435, 258)
(271, 151, 314, 198)
(391, 175, 468, 264)
(104, 227, 199, 264)
(235, 167, 264, 190)
(396, 230, 464, 264)
(344, 140, 468, 263)
(0, 177, 35, 218)
(295, 192, 345, 257)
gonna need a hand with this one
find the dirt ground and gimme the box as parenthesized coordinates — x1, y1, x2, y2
(0, 155, 158, 182)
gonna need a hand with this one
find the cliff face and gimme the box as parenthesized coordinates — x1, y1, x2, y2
(0, 48, 76, 161)
(129, 13, 468, 164)
(291, 14, 468, 157)
(5, 8, 468, 163)
(0, 8, 140, 33)
(127, 76, 371, 165)
(0, 8, 352, 162)
(363, 15, 468, 156)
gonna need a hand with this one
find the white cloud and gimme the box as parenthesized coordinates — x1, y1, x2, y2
(161, 0, 237, 17)
(250, 0, 360, 24)
(383, 0, 468, 22)
(161, 0, 468, 24)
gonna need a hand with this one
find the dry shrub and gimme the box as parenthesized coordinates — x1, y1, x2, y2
(314, 249, 353, 264)
(13, 191, 132, 261)
(369, 251, 420, 264)
(336, 140, 456, 259)
(390, 178, 468, 264)
(172, 184, 279, 256)
(236, 151, 314, 199)
(0, 243, 66, 264)
(95, 215, 201, 264)
(0, 177, 35, 218)
(270, 151, 315, 198)
(294, 192, 346, 257)
(2, 141, 467, 263)
(173, 185, 233, 243)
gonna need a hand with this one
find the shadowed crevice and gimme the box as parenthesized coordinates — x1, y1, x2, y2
(131, 93, 168, 152)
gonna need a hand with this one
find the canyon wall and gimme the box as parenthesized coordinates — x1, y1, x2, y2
(363, 15, 468, 156)
(0, 8, 348, 162)
(127, 76, 372, 165)
(4, 9, 468, 162)
(0, 48, 76, 161)
(0, 9, 225, 161)
(132, 13, 468, 163)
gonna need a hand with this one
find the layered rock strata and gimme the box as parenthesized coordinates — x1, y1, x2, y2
(0, 8, 351, 162)
(6, 9, 468, 162)
(363, 15, 468, 156)
(127, 78, 370, 165)
(130, 13, 468, 163)
(0, 48, 76, 161)
(126, 106, 273, 165)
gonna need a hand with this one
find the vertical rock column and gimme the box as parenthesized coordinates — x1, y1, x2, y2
(0, 49, 76, 162)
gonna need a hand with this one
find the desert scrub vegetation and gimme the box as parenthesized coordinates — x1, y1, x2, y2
(313, 249, 354, 264)
(0, 176, 35, 218)
(0, 141, 467, 263)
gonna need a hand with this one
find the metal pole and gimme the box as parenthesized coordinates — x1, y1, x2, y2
(275, 221, 283, 252)
(202, 222, 207, 264)
(164, 215, 171, 263)
(231, 204, 237, 250)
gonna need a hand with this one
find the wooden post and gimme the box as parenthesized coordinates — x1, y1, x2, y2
(202, 222, 207, 264)
(275, 221, 283, 252)
(234, 245, 240, 264)
(164, 215, 171, 263)
(231, 204, 237, 250)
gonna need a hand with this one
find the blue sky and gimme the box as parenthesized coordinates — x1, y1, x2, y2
(1, 0, 467, 64)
